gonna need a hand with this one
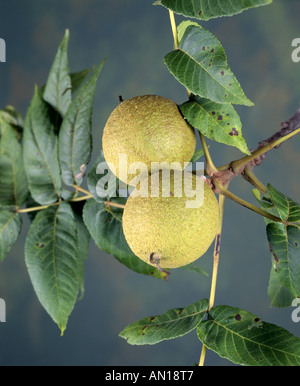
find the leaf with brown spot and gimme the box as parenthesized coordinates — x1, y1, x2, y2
(198, 305, 300, 366)
(254, 188, 300, 307)
(119, 298, 208, 345)
(165, 23, 254, 106)
(180, 96, 250, 155)
(267, 223, 300, 299)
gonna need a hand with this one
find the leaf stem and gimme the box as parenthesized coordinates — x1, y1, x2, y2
(17, 201, 60, 213)
(69, 194, 93, 202)
(104, 201, 126, 209)
(208, 197, 225, 310)
(168, 9, 192, 100)
(199, 193, 226, 366)
(72, 184, 91, 196)
(168, 10, 179, 49)
(230, 127, 300, 174)
(213, 179, 284, 223)
(199, 343, 207, 366)
(242, 167, 267, 194)
(199, 132, 218, 174)
(16, 189, 94, 213)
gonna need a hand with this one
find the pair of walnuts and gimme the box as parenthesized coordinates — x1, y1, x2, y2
(102, 95, 220, 269)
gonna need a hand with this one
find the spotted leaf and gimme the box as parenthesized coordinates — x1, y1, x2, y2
(120, 298, 208, 345)
(198, 305, 300, 366)
(165, 24, 253, 106)
(180, 96, 250, 154)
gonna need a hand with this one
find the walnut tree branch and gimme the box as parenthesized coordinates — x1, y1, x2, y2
(231, 105, 300, 176)
(211, 105, 300, 191)
(204, 105, 300, 222)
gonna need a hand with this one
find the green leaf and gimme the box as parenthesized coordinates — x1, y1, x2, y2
(267, 268, 294, 308)
(165, 25, 253, 106)
(177, 21, 200, 43)
(180, 96, 250, 154)
(0, 210, 22, 261)
(180, 262, 209, 276)
(253, 187, 280, 225)
(120, 298, 208, 345)
(190, 148, 205, 163)
(267, 223, 300, 298)
(23, 87, 61, 205)
(197, 305, 300, 366)
(25, 201, 79, 334)
(255, 188, 300, 306)
(256, 185, 300, 224)
(58, 61, 105, 186)
(0, 105, 24, 136)
(159, 0, 273, 21)
(267, 184, 300, 223)
(87, 152, 119, 202)
(70, 66, 96, 94)
(0, 120, 29, 206)
(43, 29, 72, 117)
(82, 198, 168, 280)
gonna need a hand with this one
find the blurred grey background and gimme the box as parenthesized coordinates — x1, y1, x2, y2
(0, 0, 300, 366)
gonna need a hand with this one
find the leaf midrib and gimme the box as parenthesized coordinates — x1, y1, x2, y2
(51, 205, 63, 320)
